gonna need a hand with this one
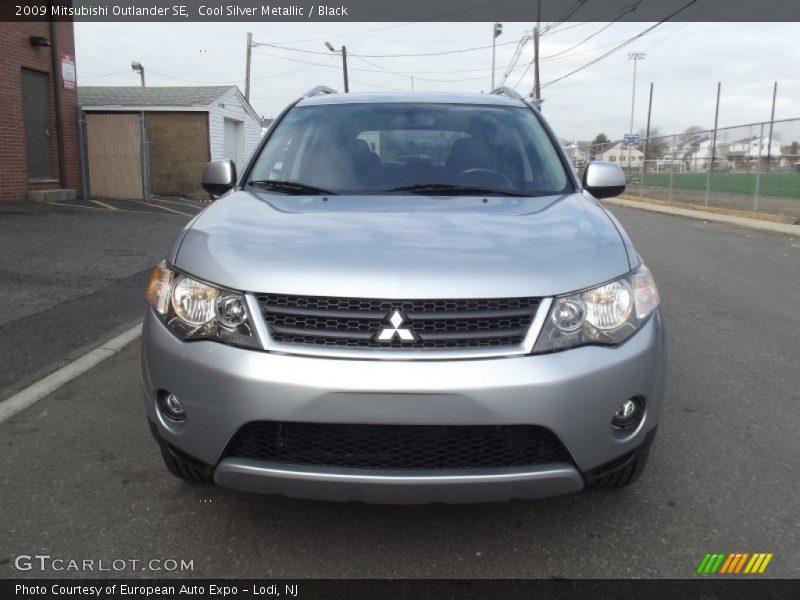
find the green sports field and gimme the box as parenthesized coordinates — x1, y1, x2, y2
(641, 172, 800, 199)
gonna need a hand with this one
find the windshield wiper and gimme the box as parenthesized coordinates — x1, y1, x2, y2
(385, 183, 535, 197)
(249, 180, 336, 196)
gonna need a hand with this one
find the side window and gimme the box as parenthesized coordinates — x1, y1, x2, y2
(357, 131, 382, 158)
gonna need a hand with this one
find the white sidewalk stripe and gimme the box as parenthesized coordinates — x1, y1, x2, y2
(0, 323, 143, 423)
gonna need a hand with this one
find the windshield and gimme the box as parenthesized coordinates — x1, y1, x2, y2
(247, 103, 571, 196)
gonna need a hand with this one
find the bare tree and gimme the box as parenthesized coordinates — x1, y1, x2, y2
(590, 133, 610, 159)
(639, 126, 669, 160)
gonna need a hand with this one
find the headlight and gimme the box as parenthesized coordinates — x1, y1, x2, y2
(533, 263, 659, 353)
(145, 262, 260, 349)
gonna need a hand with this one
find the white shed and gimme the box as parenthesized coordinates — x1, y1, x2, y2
(206, 86, 263, 168)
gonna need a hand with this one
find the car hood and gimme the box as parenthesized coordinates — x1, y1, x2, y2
(173, 191, 633, 298)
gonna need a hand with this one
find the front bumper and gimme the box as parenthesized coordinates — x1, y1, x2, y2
(141, 308, 666, 503)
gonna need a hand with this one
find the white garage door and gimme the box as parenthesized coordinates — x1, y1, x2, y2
(223, 118, 244, 172)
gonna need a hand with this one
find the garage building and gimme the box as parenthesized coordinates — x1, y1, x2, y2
(78, 86, 261, 199)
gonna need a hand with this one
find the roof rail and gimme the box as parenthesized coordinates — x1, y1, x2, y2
(302, 85, 338, 98)
(490, 86, 544, 110)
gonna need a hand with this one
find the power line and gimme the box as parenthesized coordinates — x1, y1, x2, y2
(256, 38, 522, 59)
(251, 55, 337, 81)
(498, 34, 532, 87)
(351, 57, 487, 83)
(541, 20, 620, 60)
(146, 69, 242, 85)
(263, 0, 512, 45)
(78, 70, 132, 79)
(253, 49, 379, 73)
(541, 1, 642, 36)
(348, 78, 405, 91)
(351, 45, 531, 84)
(540, 0, 700, 90)
(540, 0, 590, 35)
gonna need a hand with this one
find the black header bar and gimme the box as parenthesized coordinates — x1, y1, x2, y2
(3, 0, 799, 22)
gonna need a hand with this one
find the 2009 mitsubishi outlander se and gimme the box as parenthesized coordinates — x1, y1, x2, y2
(142, 86, 666, 504)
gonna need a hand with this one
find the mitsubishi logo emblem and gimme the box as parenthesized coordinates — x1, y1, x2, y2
(377, 310, 416, 342)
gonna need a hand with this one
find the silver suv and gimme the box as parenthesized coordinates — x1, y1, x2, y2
(142, 87, 666, 504)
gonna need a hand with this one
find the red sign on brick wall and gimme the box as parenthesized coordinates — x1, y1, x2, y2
(60, 52, 76, 90)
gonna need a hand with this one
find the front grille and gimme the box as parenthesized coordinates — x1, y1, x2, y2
(257, 294, 541, 350)
(223, 421, 572, 470)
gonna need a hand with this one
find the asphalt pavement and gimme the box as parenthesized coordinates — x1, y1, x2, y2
(0, 198, 204, 398)
(1, 203, 798, 578)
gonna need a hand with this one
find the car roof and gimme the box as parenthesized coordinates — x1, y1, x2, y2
(296, 91, 528, 108)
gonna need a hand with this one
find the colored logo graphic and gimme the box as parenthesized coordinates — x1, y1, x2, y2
(696, 553, 773, 575)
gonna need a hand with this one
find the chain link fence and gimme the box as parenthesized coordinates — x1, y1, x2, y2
(565, 118, 800, 221)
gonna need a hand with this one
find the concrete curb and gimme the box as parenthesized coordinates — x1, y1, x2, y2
(604, 197, 800, 236)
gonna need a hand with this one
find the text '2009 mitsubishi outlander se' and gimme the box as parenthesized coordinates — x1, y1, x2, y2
(142, 86, 666, 504)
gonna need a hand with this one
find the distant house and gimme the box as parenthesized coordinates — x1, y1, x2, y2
(559, 139, 588, 169)
(683, 138, 731, 171)
(780, 142, 799, 167)
(725, 136, 783, 170)
(261, 117, 274, 137)
(78, 86, 261, 199)
(600, 142, 643, 166)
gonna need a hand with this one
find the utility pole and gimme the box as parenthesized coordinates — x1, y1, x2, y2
(325, 42, 349, 92)
(245, 32, 252, 102)
(643, 82, 653, 176)
(766, 81, 777, 169)
(342, 46, 349, 93)
(626, 52, 646, 177)
(491, 22, 503, 90)
(705, 81, 721, 206)
(710, 82, 721, 168)
(411, 76, 415, 91)
(532, 0, 541, 100)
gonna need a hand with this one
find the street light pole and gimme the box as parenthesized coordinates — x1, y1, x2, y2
(245, 32, 252, 102)
(131, 61, 145, 87)
(325, 42, 349, 93)
(627, 52, 646, 176)
(491, 22, 503, 90)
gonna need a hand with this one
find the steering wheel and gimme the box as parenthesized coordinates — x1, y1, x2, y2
(455, 168, 514, 189)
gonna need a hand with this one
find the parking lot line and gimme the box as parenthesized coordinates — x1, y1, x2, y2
(90, 198, 119, 211)
(0, 323, 142, 423)
(47, 200, 186, 216)
(48, 201, 137, 214)
(129, 199, 193, 217)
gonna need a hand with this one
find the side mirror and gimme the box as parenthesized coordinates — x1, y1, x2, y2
(582, 161, 626, 199)
(201, 160, 237, 197)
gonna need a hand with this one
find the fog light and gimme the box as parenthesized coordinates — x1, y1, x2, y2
(159, 391, 186, 421)
(612, 397, 643, 429)
(216, 294, 247, 328)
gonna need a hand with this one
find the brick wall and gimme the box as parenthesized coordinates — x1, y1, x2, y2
(0, 22, 81, 203)
(146, 112, 210, 199)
